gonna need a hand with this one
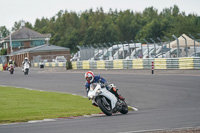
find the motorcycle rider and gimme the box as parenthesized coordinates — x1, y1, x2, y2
(84, 71, 125, 102)
(22, 57, 30, 65)
(7, 59, 15, 70)
(22, 57, 30, 71)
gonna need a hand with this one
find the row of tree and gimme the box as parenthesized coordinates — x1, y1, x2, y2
(1, 5, 200, 53)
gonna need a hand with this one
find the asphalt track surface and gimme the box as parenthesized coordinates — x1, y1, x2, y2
(0, 68, 200, 133)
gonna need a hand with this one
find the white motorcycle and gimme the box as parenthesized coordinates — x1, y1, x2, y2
(23, 62, 30, 75)
(88, 83, 128, 116)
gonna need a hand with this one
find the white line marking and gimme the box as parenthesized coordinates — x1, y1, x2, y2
(83, 115, 92, 117)
(117, 126, 200, 133)
(28, 119, 56, 123)
(91, 114, 105, 116)
(1, 123, 18, 126)
(118, 129, 162, 133)
(130, 106, 139, 111)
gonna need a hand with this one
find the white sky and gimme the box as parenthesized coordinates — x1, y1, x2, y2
(0, 0, 200, 30)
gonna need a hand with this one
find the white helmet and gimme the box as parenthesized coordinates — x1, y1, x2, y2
(24, 57, 28, 61)
(85, 71, 94, 83)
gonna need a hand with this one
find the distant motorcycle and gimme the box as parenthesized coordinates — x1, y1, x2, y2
(88, 83, 128, 116)
(23, 62, 30, 75)
(9, 64, 15, 74)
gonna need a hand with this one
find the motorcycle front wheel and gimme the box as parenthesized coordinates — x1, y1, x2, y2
(24, 69, 29, 75)
(10, 70, 14, 74)
(96, 97, 112, 116)
(25, 70, 29, 75)
(120, 100, 128, 114)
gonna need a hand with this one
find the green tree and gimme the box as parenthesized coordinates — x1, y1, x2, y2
(28, 5, 200, 53)
(0, 49, 7, 55)
(0, 26, 10, 38)
(34, 17, 50, 33)
(11, 20, 33, 31)
(25, 22, 33, 29)
(12, 21, 21, 31)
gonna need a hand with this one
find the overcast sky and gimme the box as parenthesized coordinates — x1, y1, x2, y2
(1, 0, 200, 30)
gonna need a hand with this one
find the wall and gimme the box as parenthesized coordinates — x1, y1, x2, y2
(32, 62, 66, 67)
(30, 51, 70, 62)
(9, 50, 70, 67)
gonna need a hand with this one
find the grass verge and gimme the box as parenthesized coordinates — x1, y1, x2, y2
(0, 86, 101, 124)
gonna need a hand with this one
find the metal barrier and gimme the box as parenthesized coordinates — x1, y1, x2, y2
(113, 60, 123, 69)
(72, 61, 78, 69)
(143, 59, 154, 69)
(193, 57, 200, 69)
(123, 60, 132, 69)
(105, 60, 113, 69)
(166, 58, 179, 69)
(179, 57, 194, 69)
(71, 57, 200, 70)
(30, 58, 200, 70)
(90, 61, 97, 69)
(154, 58, 167, 69)
(97, 60, 105, 69)
(132, 59, 143, 69)
(82, 60, 90, 69)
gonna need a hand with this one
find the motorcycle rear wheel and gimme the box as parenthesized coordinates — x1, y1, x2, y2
(96, 97, 112, 116)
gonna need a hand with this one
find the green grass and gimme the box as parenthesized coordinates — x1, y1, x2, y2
(0, 86, 101, 124)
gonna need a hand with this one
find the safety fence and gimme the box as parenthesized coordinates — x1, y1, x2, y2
(71, 57, 200, 70)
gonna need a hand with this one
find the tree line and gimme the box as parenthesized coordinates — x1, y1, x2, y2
(0, 5, 200, 53)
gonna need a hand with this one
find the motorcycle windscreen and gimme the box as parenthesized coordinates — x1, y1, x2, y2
(90, 83, 97, 90)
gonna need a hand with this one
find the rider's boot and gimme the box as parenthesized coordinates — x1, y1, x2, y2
(110, 87, 125, 100)
(92, 101, 98, 107)
(118, 94, 125, 100)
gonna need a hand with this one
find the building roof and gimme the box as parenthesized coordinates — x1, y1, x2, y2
(3, 27, 50, 41)
(7, 44, 70, 56)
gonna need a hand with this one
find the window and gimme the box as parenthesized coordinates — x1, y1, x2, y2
(31, 40, 45, 47)
(12, 41, 24, 48)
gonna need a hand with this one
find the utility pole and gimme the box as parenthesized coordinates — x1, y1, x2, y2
(9, 32, 13, 53)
